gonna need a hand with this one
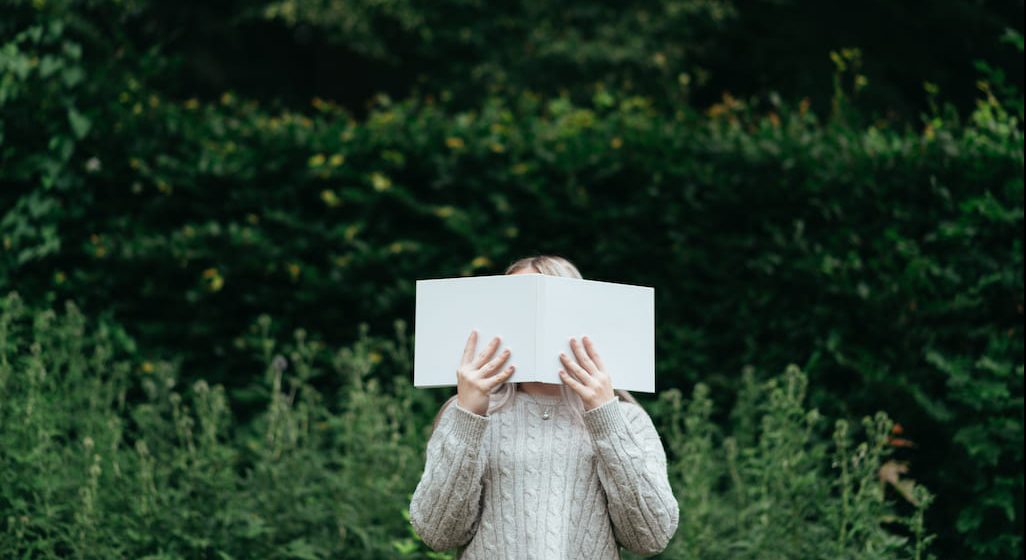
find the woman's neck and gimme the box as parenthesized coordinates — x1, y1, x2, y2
(517, 381, 563, 398)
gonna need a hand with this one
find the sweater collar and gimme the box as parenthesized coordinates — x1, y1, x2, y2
(516, 388, 566, 406)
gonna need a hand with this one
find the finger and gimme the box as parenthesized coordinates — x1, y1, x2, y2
(461, 330, 478, 365)
(582, 336, 606, 371)
(485, 365, 515, 390)
(559, 369, 586, 395)
(481, 347, 511, 376)
(560, 353, 593, 383)
(473, 336, 501, 369)
(570, 337, 598, 374)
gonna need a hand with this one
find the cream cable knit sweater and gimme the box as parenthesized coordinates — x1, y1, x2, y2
(409, 388, 679, 559)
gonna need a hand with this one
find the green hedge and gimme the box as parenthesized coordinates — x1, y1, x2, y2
(2, 7, 1023, 558)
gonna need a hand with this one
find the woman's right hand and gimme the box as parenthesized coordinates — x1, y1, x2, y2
(456, 329, 514, 416)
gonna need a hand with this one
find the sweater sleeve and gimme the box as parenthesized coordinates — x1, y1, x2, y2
(409, 401, 490, 551)
(583, 396, 680, 556)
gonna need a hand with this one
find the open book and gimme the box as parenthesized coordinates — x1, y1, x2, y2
(413, 273, 655, 392)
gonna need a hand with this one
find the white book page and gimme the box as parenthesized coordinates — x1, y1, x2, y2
(413, 274, 539, 388)
(538, 275, 656, 392)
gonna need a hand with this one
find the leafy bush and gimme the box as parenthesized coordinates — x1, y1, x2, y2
(654, 366, 935, 560)
(0, 292, 432, 559)
(1, 292, 934, 559)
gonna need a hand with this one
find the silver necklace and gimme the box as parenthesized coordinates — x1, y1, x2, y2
(542, 407, 552, 420)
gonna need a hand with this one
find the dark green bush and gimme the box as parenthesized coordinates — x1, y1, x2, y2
(2, 5, 1022, 557)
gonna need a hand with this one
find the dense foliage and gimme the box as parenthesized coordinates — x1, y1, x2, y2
(0, 293, 934, 559)
(1, 1, 1023, 558)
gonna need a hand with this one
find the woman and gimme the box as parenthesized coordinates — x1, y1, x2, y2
(409, 255, 679, 559)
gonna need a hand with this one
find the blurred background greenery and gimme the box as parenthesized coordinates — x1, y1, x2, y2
(1, 0, 1022, 558)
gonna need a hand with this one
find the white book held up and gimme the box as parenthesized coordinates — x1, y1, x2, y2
(413, 273, 656, 392)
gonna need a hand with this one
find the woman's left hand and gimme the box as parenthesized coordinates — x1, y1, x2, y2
(559, 336, 616, 411)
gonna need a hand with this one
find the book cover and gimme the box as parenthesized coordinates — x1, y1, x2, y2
(413, 273, 655, 392)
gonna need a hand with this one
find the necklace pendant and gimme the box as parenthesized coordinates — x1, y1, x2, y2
(542, 408, 551, 420)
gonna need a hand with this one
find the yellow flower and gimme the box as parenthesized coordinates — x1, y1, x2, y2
(308, 153, 326, 167)
(830, 50, 846, 71)
(329, 153, 345, 167)
(54, 270, 66, 284)
(141, 361, 155, 373)
(184, 98, 200, 110)
(489, 142, 506, 153)
(446, 136, 465, 149)
(371, 172, 391, 192)
(433, 206, 455, 218)
(287, 262, 301, 281)
(321, 189, 340, 207)
(388, 241, 404, 253)
(89, 234, 107, 258)
(706, 92, 740, 119)
(369, 351, 383, 364)
(344, 224, 361, 241)
(246, 213, 259, 224)
(220, 92, 234, 105)
(610, 136, 623, 149)
(202, 268, 224, 292)
(923, 123, 935, 141)
(511, 162, 529, 175)
(470, 256, 491, 268)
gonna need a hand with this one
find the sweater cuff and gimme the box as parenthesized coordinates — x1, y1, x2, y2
(445, 402, 490, 444)
(582, 395, 625, 438)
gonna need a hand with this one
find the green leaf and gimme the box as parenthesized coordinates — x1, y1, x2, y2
(67, 107, 91, 139)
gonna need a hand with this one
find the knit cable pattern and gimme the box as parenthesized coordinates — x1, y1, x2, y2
(409, 394, 678, 559)
(583, 397, 681, 556)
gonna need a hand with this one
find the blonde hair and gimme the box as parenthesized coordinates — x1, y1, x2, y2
(431, 254, 642, 433)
